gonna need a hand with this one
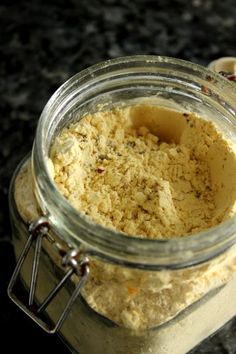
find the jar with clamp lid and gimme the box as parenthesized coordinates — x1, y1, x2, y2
(8, 56, 236, 354)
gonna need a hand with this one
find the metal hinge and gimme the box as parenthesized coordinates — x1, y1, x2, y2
(8, 216, 90, 334)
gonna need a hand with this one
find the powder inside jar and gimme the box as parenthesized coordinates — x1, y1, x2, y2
(50, 104, 236, 239)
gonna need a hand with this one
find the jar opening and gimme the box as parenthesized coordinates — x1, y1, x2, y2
(32, 55, 236, 269)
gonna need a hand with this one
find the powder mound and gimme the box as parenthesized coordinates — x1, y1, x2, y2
(50, 104, 236, 239)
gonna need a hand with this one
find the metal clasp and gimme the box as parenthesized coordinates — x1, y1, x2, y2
(8, 216, 90, 334)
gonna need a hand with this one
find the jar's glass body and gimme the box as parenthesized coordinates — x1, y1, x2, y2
(9, 56, 236, 354)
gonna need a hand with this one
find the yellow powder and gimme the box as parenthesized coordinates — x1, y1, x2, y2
(50, 104, 236, 239)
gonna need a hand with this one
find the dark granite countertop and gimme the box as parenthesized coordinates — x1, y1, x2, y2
(1, 0, 236, 352)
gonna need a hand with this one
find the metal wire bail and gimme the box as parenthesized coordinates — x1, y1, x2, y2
(7, 216, 90, 334)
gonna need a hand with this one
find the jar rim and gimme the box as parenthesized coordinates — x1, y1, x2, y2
(32, 55, 236, 269)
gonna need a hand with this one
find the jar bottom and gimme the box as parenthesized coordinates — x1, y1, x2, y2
(12, 227, 236, 354)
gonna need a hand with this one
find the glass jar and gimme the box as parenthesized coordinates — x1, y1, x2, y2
(8, 56, 236, 354)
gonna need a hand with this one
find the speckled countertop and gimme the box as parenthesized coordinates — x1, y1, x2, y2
(1, 0, 236, 352)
